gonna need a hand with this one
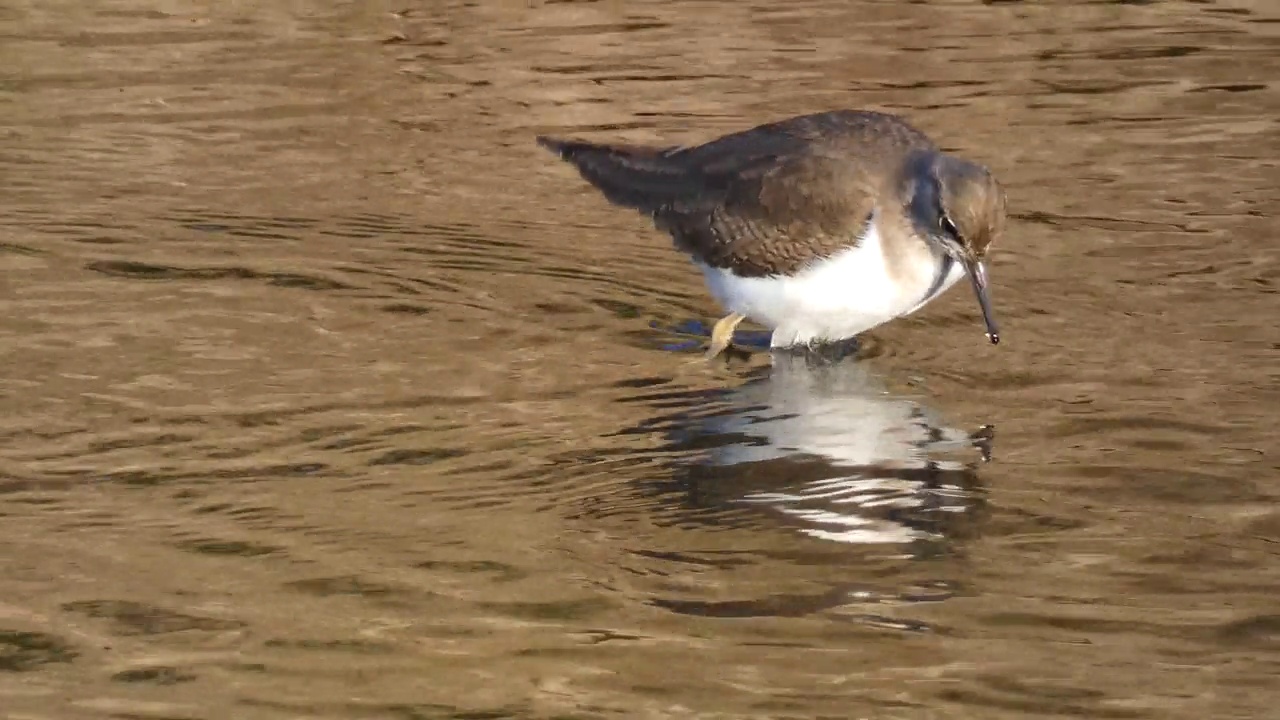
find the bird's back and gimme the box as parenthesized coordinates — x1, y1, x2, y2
(537, 110, 937, 276)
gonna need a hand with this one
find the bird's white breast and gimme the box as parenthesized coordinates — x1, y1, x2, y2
(695, 219, 964, 347)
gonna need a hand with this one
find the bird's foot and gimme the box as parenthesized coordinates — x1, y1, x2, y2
(704, 312, 746, 361)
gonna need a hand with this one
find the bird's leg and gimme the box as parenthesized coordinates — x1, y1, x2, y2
(705, 312, 746, 360)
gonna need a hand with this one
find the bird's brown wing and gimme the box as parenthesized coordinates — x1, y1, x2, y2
(657, 141, 882, 277)
(538, 110, 934, 277)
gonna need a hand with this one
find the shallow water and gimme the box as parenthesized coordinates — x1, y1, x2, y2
(2, 1, 1279, 718)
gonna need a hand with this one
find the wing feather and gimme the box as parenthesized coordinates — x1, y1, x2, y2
(538, 111, 935, 276)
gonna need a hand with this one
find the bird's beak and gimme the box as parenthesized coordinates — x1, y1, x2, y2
(964, 257, 1000, 345)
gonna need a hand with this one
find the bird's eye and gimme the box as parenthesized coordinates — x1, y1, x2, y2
(940, 215, 960, 238)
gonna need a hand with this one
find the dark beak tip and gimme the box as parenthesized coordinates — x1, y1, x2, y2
(988, 333, 1000, 345)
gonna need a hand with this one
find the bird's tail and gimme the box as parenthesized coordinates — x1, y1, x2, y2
(536, 136, 702, 212)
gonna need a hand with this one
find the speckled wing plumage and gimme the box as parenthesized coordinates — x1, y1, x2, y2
(537, 110, 937, 277)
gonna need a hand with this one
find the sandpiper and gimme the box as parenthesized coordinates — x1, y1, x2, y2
(537, 110, 1006, 358)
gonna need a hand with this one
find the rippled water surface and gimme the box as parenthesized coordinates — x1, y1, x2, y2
(3, 1, 1279, 718)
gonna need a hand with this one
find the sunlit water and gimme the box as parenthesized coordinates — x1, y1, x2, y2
(2, 1, 1278, 718)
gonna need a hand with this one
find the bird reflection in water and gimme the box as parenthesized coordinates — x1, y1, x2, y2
(640, 345, 994, 551)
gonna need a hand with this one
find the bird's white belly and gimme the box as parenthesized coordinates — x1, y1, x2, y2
(695, 223, 964, 347)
